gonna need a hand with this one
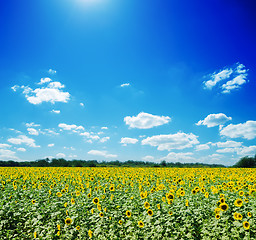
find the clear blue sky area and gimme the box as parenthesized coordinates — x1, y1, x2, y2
(0, 0, 256, 165)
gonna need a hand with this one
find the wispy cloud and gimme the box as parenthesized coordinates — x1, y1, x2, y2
(203, 63, 248, 93)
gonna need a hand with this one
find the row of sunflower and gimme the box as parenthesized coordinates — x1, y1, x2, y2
(0, 167, 255, 239)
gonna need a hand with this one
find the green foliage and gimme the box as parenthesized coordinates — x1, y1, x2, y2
(233, 155, 256, 168)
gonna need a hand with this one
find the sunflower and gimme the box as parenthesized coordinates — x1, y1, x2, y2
(204, 192, 209, 198)
(147, 209, 153, 216)
(57, 224, 61, 230)
(126, 210, 131, 218)
(97, 204, 101, 211)
(166, 193, 174, 201)
(234, 198, 243, 207)
(57, 231, 60, 236)
(64, 202, 67, 208)
(76, 191, 80, 197)
(119, 220, 123, 225)
(239, 191, 244, 196)
(65, 218, 72, 225)
(99, 212, 104, 217)
(76, 226, 80, 230)
(237, 213, 243, 220)
(87, 193, 91, 198)
(56, 192, 62, 198)
(233, 212, 239, 220)
(168, 211, 173, 216)
(71, 198, 75, 204)
(157, 204, 161, 210)
(93, 197, 99, 205)
(180, 191, 185, 196)
(214, 208, 221, 214)
(185, 200, 189, 207)
(34, 231, 37, 238)
(32, 199, 36, 204)
(243, 221, 250, 230)
(219, 198, 225, 203)
(138, 220, 144, 228)
(215, 214, 220, 219)
(88, 229, 93, 238)
(247, 212, 252, 217)
(91, 208, 94, 214)
(144, 201, 150, 209)
(219, 203, 228, 211)
(191, 189, 197, 195)
(61, 189, 65, 193)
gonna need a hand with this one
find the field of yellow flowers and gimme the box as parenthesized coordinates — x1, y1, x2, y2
(0, 167, 255, 239)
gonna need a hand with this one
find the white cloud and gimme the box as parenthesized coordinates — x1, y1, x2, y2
(68, 154, 78, 158)
(58, 123, 84, 131)
(27, 128, 39, 136)
(204, 68, 233, 89)
(100, 137, 110, 143)
(220, 121, 256, 140)
(80, 103, 84, 107)
(88, 150, 117, 158)
(124, 112, 171, 129)
(203, 63, 248, 93)
(56, 153, 66, 158)
(13, 80, 70, 105)
(26, 122, 40, 128)
(11, 85, 19, 92)
(38, 77, 52, 85)
(51, 109, 60, 114)
(120, 83, 130, 87)
(120, 137, 139, 146)
(212, 140, 242, 148)
(142, 155, 155, 162)
(236, 146, 256, 156)
(48, 69, 57, 75)
(196, 113, 232, 127)
(216, 148, 237, 153)
(8, 135, 40, 148)
(195, 144, 210, 151)
(41, 129, 59, 136)
(48, 143, 54, 147)
(0, 143, 11, 148)
(161, 152, 195, 162)
(17, 148, 26, 152)
(141, 132, 199, 151)
(101, 127, 108, 130)
(0, 149, 19, 161)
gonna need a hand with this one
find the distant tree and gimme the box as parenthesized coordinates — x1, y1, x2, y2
(234, 156, 256, 168)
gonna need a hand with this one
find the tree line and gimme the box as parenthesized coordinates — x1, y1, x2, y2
(0, 155, 255, 168)
(0, 158, 225, 168)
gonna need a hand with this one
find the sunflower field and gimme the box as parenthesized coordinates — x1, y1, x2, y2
(0, 167, 255, 239)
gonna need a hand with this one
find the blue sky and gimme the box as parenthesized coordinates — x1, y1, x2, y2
(0, 0, 256, 165)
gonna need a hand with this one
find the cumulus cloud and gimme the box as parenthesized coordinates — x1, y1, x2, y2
(161, 152, 195, 162)
(120, 83, 130, 87)
(124, 112, 171, 129)
(142, 155, 155, 161)
(48, 143, 54, 147)
(236, 146, 256, 156)
(88, 150, 117, 158)
(80, 103, 84, 107)
(58, 123, 84, 131)
(195, 144, 210, 151)
(48, 69, 57, 75)
(13, 80, 70, 105)
(196, 113, 232, 128)
(100, 137, 110, 143)
(27, 128, 39, 136)
(212, 140, 242, 148)
(17, 148, 26, 152)
(51, 110, 60, 114)
(8, 135, 40, 148)
(120, 137, 139, 146)
(38, 77, 52, 85)
(141, 132, 199, 151)
(216, 148, 237, 153)
(0, 149, 19, 161)
(220, 121, 256, 140)
(56, 153, 66, 158)
(0, 143, 11, 148)
(203, 63, 248, 93)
